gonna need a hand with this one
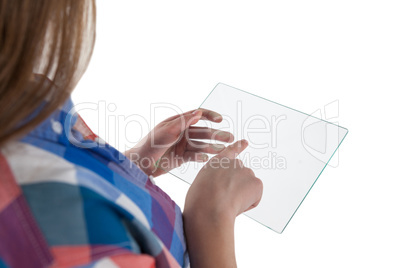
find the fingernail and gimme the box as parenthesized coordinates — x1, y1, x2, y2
(212, 144, 225, 151)
(192, 110, 200, 115)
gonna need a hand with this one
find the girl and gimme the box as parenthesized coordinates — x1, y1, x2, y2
(0, 1, 262, 267)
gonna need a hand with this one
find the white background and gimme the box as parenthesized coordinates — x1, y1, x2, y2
(73, 1, 402, 267)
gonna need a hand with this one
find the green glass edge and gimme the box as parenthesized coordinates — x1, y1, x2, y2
(168, 82, 349, 233)
(202, 82, 348, 132)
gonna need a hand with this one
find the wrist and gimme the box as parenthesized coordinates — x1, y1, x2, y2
(183, 205, 235, 228)
(183, 209, 236, 268)
(124, 148, 154, 176)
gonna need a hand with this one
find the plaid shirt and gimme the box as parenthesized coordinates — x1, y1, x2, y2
(0, 98, 188, 268)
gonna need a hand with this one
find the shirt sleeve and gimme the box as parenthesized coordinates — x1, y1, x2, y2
(1, 142, 183, 268)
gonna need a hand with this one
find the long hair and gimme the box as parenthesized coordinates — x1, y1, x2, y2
(0, 0, 96, 147)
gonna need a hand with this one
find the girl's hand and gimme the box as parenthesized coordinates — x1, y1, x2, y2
(124, 109, 234, 177)
(183, 139, 263, 268)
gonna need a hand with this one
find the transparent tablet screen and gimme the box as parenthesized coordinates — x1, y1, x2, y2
(170, 83, 348, 233)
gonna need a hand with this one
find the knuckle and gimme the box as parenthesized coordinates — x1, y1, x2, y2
(253, 177, 263, 190)
(245, 167, 255, 176)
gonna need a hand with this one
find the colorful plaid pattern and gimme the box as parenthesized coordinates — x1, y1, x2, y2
(0, 98, 188, 268)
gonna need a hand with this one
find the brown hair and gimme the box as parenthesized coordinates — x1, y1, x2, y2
(0, 0, 96, 147)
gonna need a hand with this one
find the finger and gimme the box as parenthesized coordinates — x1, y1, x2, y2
(170, 110, 203, 133)
(161, 109, 201, 122)
(164, 108, 222, 123)
(197, 108, 223, 122)
(216, 139, 248, 159)
(187, 126, 234, 143)
(186, 140, 226, 154)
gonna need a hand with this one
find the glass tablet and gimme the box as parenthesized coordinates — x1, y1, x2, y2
(170, 83, 348, 233)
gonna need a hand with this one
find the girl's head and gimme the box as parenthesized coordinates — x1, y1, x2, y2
(0, 0, 96, 147)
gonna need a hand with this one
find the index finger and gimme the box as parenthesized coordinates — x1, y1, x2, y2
(215, 139, 248, 159)
(162, 108, 222, 124)
(196, 108, 223, 123)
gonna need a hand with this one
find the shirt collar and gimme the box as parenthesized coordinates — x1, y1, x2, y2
(21, 97, 150, 185)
